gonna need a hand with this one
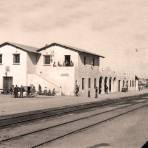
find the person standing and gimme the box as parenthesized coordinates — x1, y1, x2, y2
(20, 85, 24, 98)
(38, 84, 42, 95)
(48, 89, 51, 96)
(10, 85, 14, 95)
(14, 85, 18, 98)
(75, 84, 79, 96)
(95, 86, 98, 98)
(52, 88, 56, 96)
(44, 87, 48, 96)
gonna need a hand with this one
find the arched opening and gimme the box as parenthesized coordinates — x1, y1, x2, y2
(123, 80, 125, 87)
(104, 77, 108, 93)
(99, 77, 102, 94)
(118, 80, 121, 92)
(126, 80, 128, 91)
(109, 77, 112, 92)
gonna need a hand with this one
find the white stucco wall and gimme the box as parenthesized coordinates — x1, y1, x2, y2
(32, 46, 78, 95)
(0, 45, 27, 89)
(28, 67, 75, 95)
(37, 46, 78, 67)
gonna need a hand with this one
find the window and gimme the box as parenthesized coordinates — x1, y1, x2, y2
(84, 57, 86, 65)
(44, 55, 51, 64)
(13, 54, 20, 64)
(64, 55, 71, 66)
(93, 58, 95, 66)
(88, 78, 91, 88)
(82, 78, 85, 90)
(94, 78, 96, 88)
(0, 54, 2, 64)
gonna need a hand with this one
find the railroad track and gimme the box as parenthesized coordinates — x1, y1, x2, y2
(0, 94, 147, 129)
(0, 98, 147, 148)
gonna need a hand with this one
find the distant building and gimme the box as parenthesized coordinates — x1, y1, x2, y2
(0, 42, 137, 97)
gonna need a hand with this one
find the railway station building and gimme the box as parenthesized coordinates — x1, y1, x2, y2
(0, 42, 138, 97)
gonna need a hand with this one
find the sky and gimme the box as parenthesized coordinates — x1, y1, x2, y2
(0, 0, 148, 77)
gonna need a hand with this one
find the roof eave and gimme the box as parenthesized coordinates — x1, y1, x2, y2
(0, 42, 40, 54)
(78, 51, 105, 58)
(37, 42, 105, 58)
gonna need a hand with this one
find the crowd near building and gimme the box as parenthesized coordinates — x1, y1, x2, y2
(0, 42, 139, 97)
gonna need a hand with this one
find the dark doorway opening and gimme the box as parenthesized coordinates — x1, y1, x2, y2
(3, 77, 13, 94)
(118, 80, 121, 92)
(99, 77, 102, 94)
(88, 90, 90, 97)
(104, 77, 108, 93)
(109, 77, 112, 92)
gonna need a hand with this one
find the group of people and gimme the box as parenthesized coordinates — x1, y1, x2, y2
(74, 82, 109, 98)
(11, 85, 25, 98)
(9, 84, 57, 98)
(10, 85, 36, 98)
(52, 60, 74, 67)
(43, 87, 56, 96)
(38, 85, 56, 96)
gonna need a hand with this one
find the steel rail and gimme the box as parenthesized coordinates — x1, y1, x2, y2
(0, 94, 146, 129)
(0, 99, 147, 147)
(32, 103, 148, 148)
(0, 96, 136, 129)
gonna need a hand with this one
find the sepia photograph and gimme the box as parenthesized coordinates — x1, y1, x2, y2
(0, 0, 148, 147)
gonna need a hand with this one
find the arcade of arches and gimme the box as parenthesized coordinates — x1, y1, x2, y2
(80, 76, 137, 97)
(98, 76, 136, 94)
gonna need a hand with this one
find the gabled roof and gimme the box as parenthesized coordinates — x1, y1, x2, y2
(37, 42, 105, 58)
(0, 42, 40, 54)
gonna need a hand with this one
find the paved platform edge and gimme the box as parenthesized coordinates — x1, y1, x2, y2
(0, 93, 148, 120)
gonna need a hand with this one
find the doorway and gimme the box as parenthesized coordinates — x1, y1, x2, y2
(88, 90, 90, 97)
(104, 77, 108, 93)
(3, 77, 13, 93)
(109, 77, 112, 92)
(118, 80, 121, 92)
(99, 77, 102, 94)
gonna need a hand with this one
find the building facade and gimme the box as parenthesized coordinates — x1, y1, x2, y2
(0, 42, 138, 97)
(0, 42, 40, 92)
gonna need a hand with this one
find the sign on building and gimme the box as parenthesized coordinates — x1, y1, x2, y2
(5, 66, 10, 72)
